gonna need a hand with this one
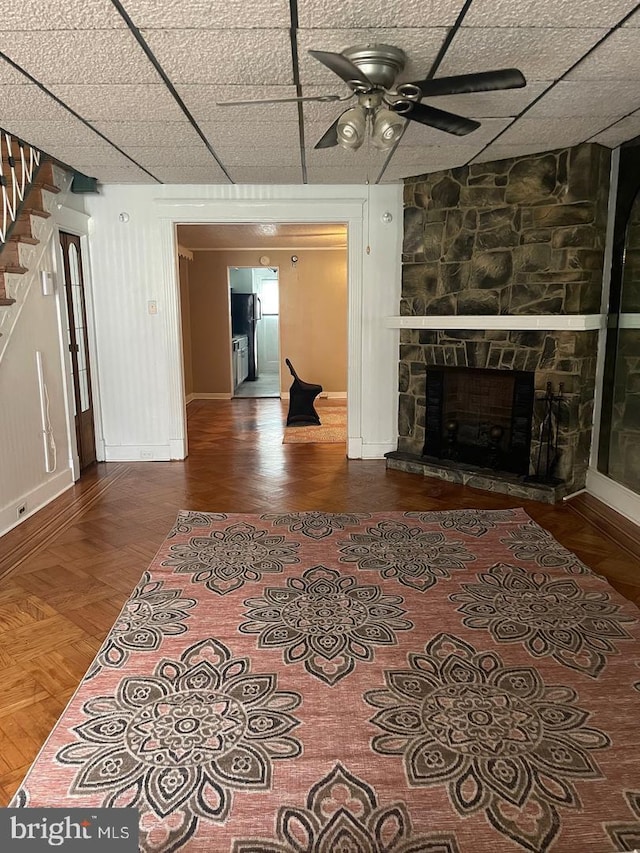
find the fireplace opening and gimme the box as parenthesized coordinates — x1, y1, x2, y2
(423, 367, 535, 476)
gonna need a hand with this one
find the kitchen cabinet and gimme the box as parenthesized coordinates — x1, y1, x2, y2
(232, 335, 249, 388)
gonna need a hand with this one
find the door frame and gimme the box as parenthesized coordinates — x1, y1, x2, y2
(54, 205, 103, 480)
(160, 198, 365, 459)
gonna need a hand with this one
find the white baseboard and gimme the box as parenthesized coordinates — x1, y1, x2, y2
(361, 441, 396, 459)
(0, 469, 74, 537)
(188, 393, 232, 401)
(105, 445, 173, 462)
(586, 468, 640, 526)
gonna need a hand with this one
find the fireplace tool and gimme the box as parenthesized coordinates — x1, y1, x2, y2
(530, 382, 564, 484)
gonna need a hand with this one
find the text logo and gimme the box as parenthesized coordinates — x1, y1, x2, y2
(1, 809, 138, 851)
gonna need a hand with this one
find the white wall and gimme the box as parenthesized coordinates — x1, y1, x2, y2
(0, 175, 82, 535)
(84, 183, 403, 461)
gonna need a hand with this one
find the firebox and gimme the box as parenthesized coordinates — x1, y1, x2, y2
(423, 367, 535, 476)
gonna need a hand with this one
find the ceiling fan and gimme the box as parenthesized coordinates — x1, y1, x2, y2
(217, 44, 526, 152)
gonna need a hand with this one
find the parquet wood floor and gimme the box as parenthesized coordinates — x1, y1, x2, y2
(0, 397, 638, 805)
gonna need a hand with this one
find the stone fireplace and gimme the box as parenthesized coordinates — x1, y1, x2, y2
(386, 142, 611, 502)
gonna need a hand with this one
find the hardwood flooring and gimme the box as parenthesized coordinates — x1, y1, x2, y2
(0, 397, 638, 805)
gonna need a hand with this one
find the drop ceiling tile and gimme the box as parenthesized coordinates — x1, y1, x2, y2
(567, 29, 640, 79)
(148, 165, 230, 184)
(622, 7, 640, 23)
(589, 114, 640, 146)
(122, 146, 221, 167)
(297, 29, 449, 86)
(1, 120, 103, 151)
(48, 84, 185, 122)
(471, 143, 567, 163)
(305, 165, 379, 183)
(92, 121, 201, 147)
(0, 30, 158, 84)
(141, 29, 293, 85)
(123, 0, 290, 28)
(525, 80, 640, 118)
(298, 0, 464, 28)
(40, 145, 133, 167)
(391, 144, 483, 169)
(0, 0, 125, 29)
(401, 117, 511, 147)
(0, 84, 72, 121)
(437, 27, 609, 80)
(92, 165, 157, 183)
(176, 85, 300, 123)
(214, 147, 301, 168)
(496, 116, 612, 146)
(198, 123, 301, 161)
(420, 81, 550, 118)
(228, 166, 304, 184)
(0, 62, 36, 84)
(463, 0, 637, 28)
(305, 145, 387, 176)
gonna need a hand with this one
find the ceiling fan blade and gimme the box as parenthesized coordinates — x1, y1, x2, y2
(407, 68, 526, 98)
(309, 50, 373, 89)
(392, 101, 480, 136)
(217, 93, 349, 106)
(314, 116, 342, 149)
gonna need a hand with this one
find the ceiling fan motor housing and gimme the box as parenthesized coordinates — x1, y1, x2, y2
(341, 44, 407, 90)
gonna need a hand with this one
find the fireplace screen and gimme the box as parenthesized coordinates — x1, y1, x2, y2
(423, 367, 535, 475)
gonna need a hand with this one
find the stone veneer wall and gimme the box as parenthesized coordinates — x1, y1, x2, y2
(398, 143, 611, 492)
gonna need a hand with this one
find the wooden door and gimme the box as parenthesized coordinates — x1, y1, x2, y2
(59, 231, 96, 471)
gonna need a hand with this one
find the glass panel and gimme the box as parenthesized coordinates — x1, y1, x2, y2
(259, 278, 279, 315)
(68, 243, 80, 287)
(79, 369, 90, 412)
(600, 180, 640, 495)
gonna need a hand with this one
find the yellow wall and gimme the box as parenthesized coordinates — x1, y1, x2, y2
(185, 249, 347, 395)
(178, 256, 193, 397)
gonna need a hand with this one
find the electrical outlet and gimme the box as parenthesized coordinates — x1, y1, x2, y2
(140, 450, 154, 460)
(16, 503, 26, 519)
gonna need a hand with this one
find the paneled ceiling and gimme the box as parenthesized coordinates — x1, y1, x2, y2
(2, 0, 640, 186)
(177, 222, 347, 249)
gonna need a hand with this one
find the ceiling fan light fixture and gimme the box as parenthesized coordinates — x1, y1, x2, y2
(371, 107, 405, 149)
(336, 107, 366, 150)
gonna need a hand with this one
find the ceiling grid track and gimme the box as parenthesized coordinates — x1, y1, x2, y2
(467, 1, 640, 165)
(0, 50, 161, 183)
(375, 0, 476, 184)
(109, 0, 235, 184)
(288, 0, 308, 183)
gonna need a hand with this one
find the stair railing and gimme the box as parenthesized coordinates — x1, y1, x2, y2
(0, 130, 41, 244)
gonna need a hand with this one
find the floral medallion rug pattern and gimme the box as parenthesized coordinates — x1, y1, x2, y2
(11, 509, 640, 852)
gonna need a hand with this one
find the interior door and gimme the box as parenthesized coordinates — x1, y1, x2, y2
(59, 231, 96, 471)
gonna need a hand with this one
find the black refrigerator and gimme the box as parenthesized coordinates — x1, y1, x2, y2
(231, 292, 261, 381)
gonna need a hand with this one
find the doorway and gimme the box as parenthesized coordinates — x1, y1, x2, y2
(59, 231, 96, 471)
(230, 266, 280, 399)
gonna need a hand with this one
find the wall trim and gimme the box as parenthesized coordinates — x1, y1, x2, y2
(385, 315, 605, 331)
(0, 469, 73, 537)
(157, 196, 368, 459)
(189, 393, 233, 400)
(586, 468, 640, 526)
(361, 441, 396, 459)
(104, 444, 173, 462)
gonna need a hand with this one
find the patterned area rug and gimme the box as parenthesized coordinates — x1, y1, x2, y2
(11, 509, 640, 852)
(282, 407, 346, 443)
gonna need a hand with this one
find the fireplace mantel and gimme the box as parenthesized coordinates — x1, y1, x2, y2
(385, 314, 605, 331)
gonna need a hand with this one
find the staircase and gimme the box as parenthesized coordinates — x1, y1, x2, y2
(0, 131, 60, 316)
